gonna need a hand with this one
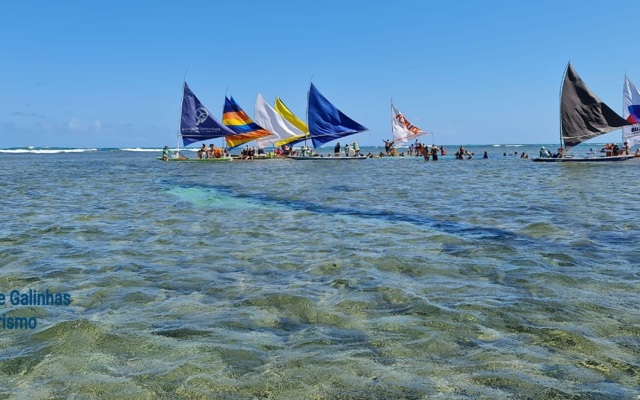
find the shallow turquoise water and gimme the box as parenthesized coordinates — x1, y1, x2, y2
(0, 145, 638, 399)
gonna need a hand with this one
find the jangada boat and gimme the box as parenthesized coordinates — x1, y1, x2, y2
(533, 63, 636, 163)
(284, 83, 368, 160)
(391, 101, 432, 147)
(221, 96, 271, 150)
(622, 75, 640, 148)
(285, 154, 367, 160)
(159, 82, 236, 162)
(253, 93, 306, 151)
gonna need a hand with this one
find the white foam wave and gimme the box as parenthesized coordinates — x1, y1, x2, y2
(121, 148, 162, 152)
(121, 148, 198, 152)
(0, 148, 97, 154)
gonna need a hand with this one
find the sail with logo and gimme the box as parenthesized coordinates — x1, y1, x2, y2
(622, 75, 640, 148)
(391, 102, 430, 145)
(180, 82, 236, 145)
(158, 82, 236, 161)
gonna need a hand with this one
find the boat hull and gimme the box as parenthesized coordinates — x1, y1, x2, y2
(285, 155, 368, 160)
(231, 156, 282, 161)
(157, 157, 232, 162)
(532, 155, 636, 162)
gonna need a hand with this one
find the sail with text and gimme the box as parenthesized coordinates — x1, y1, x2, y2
(623, 75, 640, 148)
(391, 102, 430, 144)
(222, 96, 272, 149)
(273, 97, 310, 146)
(253, 93, 305, 148)
(307, 83, 368, 148)
(561, 63, 631, 150)
(180, 82, 237, 146)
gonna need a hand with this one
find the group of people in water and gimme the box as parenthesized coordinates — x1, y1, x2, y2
(383, 139, 478, 161)
(163, 140, 638, 161)
(380, 140, 477, 160)
(382, 139, 448, 160)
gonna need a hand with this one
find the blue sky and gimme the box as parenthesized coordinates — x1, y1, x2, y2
(1, 0, 639, 148)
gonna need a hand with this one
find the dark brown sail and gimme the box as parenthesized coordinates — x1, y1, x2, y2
(561, 63, 631, 149)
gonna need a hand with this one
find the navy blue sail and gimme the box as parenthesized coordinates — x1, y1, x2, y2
(180, 82, 236, 146)
(307, 83, 368, 148)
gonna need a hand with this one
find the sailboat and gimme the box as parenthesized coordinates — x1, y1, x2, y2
(622, 75, 640, 149)
(391, 101, 431, 148)
(533, 63, 634, 162)
(286, 83, 369, 160)
(222, 96, 272, 152)
(253, 93, 305, 152)
(160, 82, 236, 162)
(273, 97, 310, 147)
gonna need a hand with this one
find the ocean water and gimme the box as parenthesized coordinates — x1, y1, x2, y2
(0, 144, 638, 399)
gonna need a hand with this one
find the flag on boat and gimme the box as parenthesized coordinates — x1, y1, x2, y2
(561, 63, 631, 150)
(307, 83, 368, 148)
(253, 93, 305, 149)
(391, 103, 428, 144)
(222, 96, 272, 149)
(273, 97, 309, 146)
(623, 75, 640, 148)
(180, 82, 236, 146)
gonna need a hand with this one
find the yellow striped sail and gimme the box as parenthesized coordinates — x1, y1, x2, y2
(274, 97, 309, 146)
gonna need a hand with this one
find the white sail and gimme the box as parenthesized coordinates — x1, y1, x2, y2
(253, 93, 305, 148)
(622, 76, 640, 148)
(391, 103, 429, 144)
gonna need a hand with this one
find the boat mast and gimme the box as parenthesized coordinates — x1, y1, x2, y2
(390, 97, 393, 144)
(176, 70, 190, 157)
(305, 82, 310, 151)
(176, 80, 185, 157)
(305, 76, 315, 153)
(223, 85, 229, 152)
(623, 72, 627, 146)
(559, 62, 569, 151)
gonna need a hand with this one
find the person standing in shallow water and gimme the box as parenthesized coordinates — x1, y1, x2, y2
(383, 139, 391, 154)
(334, 142, 340, 156)
(431, 145, 439, 161)
(422, 145, 430, 161)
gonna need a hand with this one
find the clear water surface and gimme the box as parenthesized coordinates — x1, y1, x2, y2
(0, 144, 638, 399)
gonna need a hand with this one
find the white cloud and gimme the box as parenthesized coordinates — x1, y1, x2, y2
(67, 118, 102, 132)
